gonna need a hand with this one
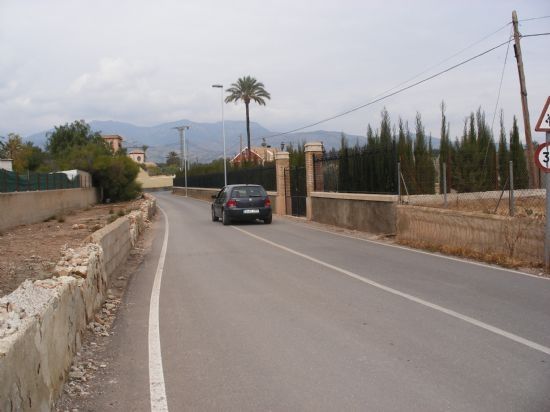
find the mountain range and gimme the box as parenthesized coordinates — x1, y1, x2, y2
(27, 120, 440, 164)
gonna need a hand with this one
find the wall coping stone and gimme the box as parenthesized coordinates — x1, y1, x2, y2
(274, 151, 289, 160)
(312, 191, 398, 202)
(304, 142, 324, 152)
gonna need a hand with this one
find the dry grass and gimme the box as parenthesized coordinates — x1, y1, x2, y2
(412, 196, 545, 220)
(397, 238, 542, 270)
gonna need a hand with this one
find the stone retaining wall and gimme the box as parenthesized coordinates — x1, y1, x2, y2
(0, 194, 156, 411)
(90, 218, 131, 280)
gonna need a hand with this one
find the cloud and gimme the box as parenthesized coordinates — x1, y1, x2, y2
(0, 80, 18, 97)
(68, 58, 154, 95)
(1, 0, 548, 142)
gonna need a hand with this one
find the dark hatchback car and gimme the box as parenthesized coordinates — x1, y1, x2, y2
(211, 184, 272, 225)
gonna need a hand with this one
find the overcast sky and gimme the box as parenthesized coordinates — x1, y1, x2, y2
(1, 0, 549, 143)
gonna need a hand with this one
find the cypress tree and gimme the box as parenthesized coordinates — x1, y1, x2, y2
(476, 108, 497, 190)
(379, 108, 395, 192)
(439, 101, 451, 193)
(398, 120, 416, 193)
(413, 113, 435, 194)
(497, 110, 509, 187)
(509, 116, 529, 189)
(454, 119, 469, 191)
(351, 140, 362, 192)
(365, 125, 378, 192)
(338, 134, 349, 191)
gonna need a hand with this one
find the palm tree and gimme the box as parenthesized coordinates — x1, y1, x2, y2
(141, 144, 149, 162)
(225, 76, 271, 160)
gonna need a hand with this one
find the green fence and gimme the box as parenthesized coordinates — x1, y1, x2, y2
(0, 169, 82, 193)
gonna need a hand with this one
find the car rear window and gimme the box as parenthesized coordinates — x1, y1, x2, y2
(231, 186, 266, 198)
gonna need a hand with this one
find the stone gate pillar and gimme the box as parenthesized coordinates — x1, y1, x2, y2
(274, 151, 290, 215)
(305, 142, 324, 220)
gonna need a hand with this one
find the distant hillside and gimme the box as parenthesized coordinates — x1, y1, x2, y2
(26, 120, 439, 163)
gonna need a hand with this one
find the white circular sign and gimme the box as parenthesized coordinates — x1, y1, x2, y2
(535, 143, 550, 173)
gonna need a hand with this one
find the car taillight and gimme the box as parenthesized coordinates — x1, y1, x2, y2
(226, 199, 237, 208)
(264, 198, 271, 207)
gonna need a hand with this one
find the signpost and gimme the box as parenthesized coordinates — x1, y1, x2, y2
(534, 97, 550, 271)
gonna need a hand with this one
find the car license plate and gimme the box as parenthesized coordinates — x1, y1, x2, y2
(243, 209, 259, 214)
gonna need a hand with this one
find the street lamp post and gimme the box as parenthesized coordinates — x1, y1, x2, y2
(212, 84, 227, 186)
(173, 125, 190, 197)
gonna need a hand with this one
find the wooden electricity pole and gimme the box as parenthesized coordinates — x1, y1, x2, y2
(512, 10, 538, 188)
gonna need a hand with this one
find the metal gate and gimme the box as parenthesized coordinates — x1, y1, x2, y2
(285, 166, 307, 217)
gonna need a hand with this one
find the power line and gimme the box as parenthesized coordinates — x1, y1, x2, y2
(519, 15, 550, 22)
(367, 22, 512, 102)
(262, 38, 513, 141)
(521, 32, 550, 38)
(189, 30, 549, 158)
(491, 27, 513, 133)
(480, 27, 513, 178)
(261, 31, 550, 142)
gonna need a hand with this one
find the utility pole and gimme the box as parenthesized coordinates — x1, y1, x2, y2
(239, 134, 243, 157)
(173, 125, 190, 196)
(512, 10, 538, 188)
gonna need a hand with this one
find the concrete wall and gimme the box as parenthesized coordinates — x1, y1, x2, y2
(0, 195, 156, 411)
(310, 192, 398, 235)
(397, 205, 543, 264)
(173, 186, 279, 215)
(0, 188, 98, 232)
(136, 169, 173, 190)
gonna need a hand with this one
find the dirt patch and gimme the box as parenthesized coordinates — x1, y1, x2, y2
(0, 200, 142, 297)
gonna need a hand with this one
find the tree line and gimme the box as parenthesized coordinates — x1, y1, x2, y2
(0, 120, 141, 201)
(320, 104, 530, 195)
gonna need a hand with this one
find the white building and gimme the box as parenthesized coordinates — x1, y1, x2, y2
(128, 149, 145, 164)
(0, 159, 13, 171)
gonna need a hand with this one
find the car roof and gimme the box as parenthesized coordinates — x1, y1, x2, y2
(225, 184, 263, 188)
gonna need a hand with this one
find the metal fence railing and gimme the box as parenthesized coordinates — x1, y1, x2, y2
(0, 169, 90, 193)
(312, 149, 544, 219)
(177, 165, 276, 191)
(400, 159, 545, 219)
(313, 149, 398, 194)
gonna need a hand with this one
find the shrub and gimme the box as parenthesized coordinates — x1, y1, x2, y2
(94, 155, 142, 201)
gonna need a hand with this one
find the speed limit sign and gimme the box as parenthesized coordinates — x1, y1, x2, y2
(535, 143, 550, 173)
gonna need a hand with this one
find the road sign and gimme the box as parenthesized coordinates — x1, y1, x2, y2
(535, 97, 550, 132)
(535, 142, 550, 172)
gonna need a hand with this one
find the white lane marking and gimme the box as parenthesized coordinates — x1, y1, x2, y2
(233, 226, 550, 356)
(298, 223, 549, 281)
(149, 207, 170, 411)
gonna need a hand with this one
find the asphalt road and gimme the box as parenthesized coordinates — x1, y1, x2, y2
(94, 192, 550, 411)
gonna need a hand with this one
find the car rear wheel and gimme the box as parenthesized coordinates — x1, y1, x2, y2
(263, 215, 272, 224)
(211, 207, 219, 222)
(222, 210, 231, 226)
